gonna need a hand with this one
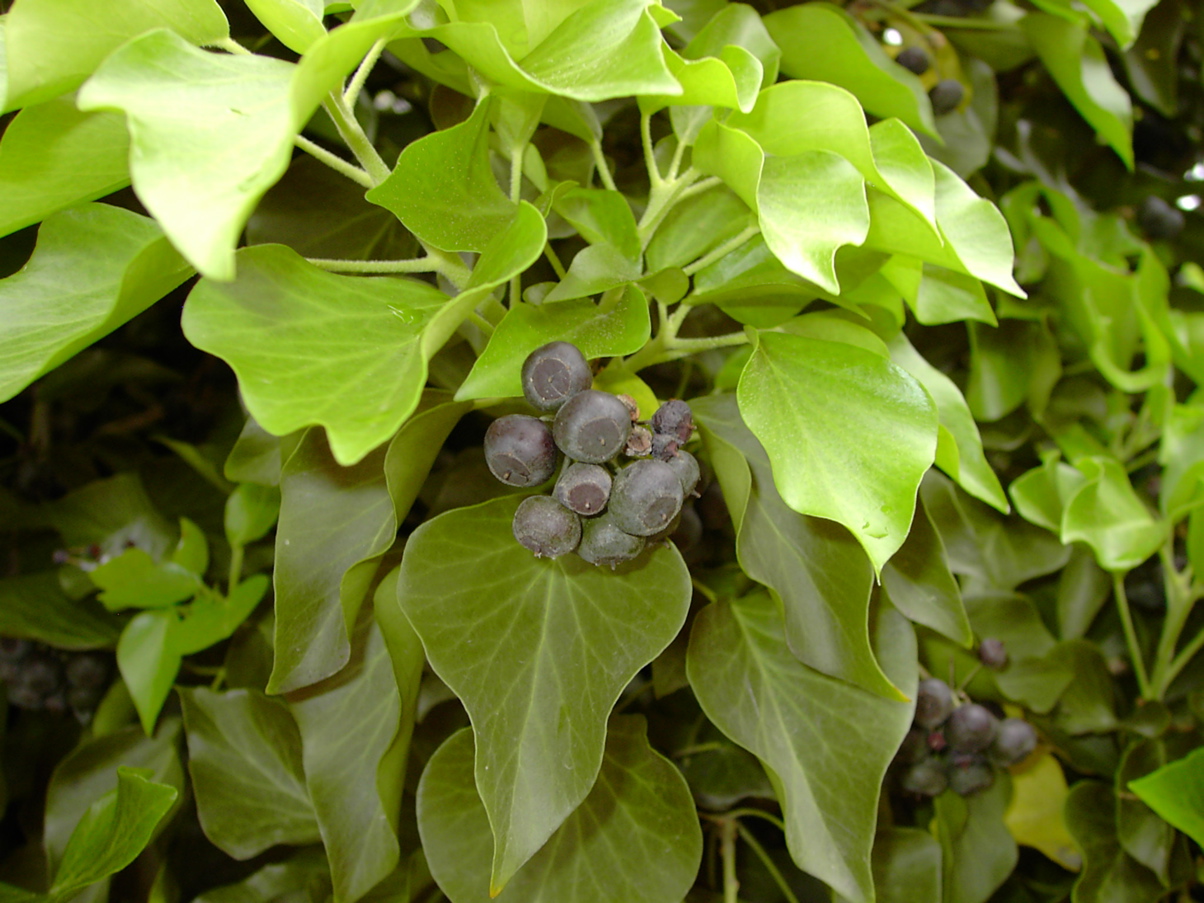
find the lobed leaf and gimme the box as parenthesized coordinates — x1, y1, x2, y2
(417, 718, 701, 903)
(396, 495, 691, 893)
(1128, 747, 1204, 850)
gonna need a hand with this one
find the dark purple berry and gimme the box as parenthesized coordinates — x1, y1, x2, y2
(485, 415, 558, 487)
(554, 463, 612, 516)
(576, 513, 646, 568)
(900, 758, 948, 797)
(665, 450, 700, 497)
(945, 703, 999, 753)
(897, 727, 929, 764)
(978, 638, 1008, 670)
(651, 399, 694, 444)
(929, 79, 964, 115)
(521, 342, 593, 411)
(552, 390, 632, 464)
(896, 46, 930, 75)
(651, 433, 679, 461)
(512, 496, 581, 558)
(915, 678, 955, 729)
(989, 718, 1038, 765)
(609, 459, 685, 537)
(65, 653, 109, 691)
(947, 755, 995, 796)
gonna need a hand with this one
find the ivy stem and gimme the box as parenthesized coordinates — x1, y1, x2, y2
(642, 111, 664, 188)
(588, 140, 619, 192)
(683, 224, 761, 276)
(509, 145, 526, 307)
(1164, 623, 1204, 690)
(543, 243, 567, 279)
(1149, 546, 1200, 697)
(323, 91, 390, 186)
(735, 822, 801, 903)
(726, 808, 787, 831)
(344, 38, 387, 107)
(720, 818, 740, 903)
(666, 136, 688, 182)
(228, 544, 244, 593)
(467, 310, 495, 336)
(307, 257, 441, 274)
(213, 36, 252, 55)
(672, 741, 727, 758)
(674, 174, 722, 204)
(294, 136, 375, 188)
(1113, 572, 1153, 699)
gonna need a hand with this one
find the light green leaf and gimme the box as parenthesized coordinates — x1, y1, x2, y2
(117, 610, 182, 735)
(49, 768, 178, 902)
(77, 31, 295, 280)
(931, 162, 1024, 298)
(418, 717, 701, 903)
(645, 186, 753, 273)
(1009, 454, 1087, 535)
(693, 394, 898, 699)
(869, 118, 938, 231)
(3, 0, 228, 111)
(269, 430, 394, 694)
(89, 547, 203, 611)
(1022, 14, 1133, 168)
(966, 318, 1061, 422)
(0, 571, 121, 650)
(0, 99, 129, 238)
(685, 2, 780, 88)
(912, 265, 996, 326)
(1158, 401, 1204, 520)
(290, 616, 404, 903)
(756, 151, 868, 294)
(552, 188, 640, 261)
(396, 495, 691, 893)
(367, 99, 516, 253)
(737, 331, 938, 572)
(179, 686, 320, 859)
(1081, 0, 1158, 49)
(889, 332, 1008, 512)
(456, 289, 651, 401)
(543, 242, 642, 302)
(763, 4, 935, 137)
(0, 203, 192, 404)
(1061, 457, 1165, 571)
(934, 779, 1018, 903)
(644, 45, 760, 113)
(1129, 747, 1204, 850)
(245, 0, 326, 53)
(687, 591, 915, 903)
(182, 245, 454, 467)
(692, 119, 763, 211)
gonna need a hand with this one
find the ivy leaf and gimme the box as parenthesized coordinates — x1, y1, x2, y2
(244, 0, 327, 53)
(687, 591, 915, 903)
(1061, 457, 1165, 571)
(737, 331, 938, 572)
(384, 392, 473, 523)
(456, 288, 651, 401)
(2, 0, 228, 111)
(934, 779, 1018, 903)
(872, 828, 942, 903)
(367, 99, 517, 253)
(693, 119, 764, 212)
(889, 332, 1008, 512)
(289, 615, 404, 903)
(1022, 14, 1133, 169)
(0, 100, 130, 238)
(77, 30, 297, 280)
(89, 547, 203, 611)
(396, 495, 691, 894)
(194, 851, 330, 903)
(0, 572, 122, 650)
(179, 686, 320, 859)
(763, 3, 935, 137)
(1004, 753, 1080, 871)
(693, 394, 899, 699)
(757, 150, 869, 295)
(48, 768, 178, 903)
(417, 718, 702, 903)
(1117, 739, 1175, 883)
(0, 204, 192, 404)
(224, 483, 281, 548)
(269, 430, 394, 695)
(1065, 782, 1166, 903)
(1129, 747, 1204, 850)
(181, 247, 454, 467)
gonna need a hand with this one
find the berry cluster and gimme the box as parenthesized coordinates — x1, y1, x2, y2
(0, 637, 112, 721)
(484, 342, 700, 567)
(893, 669, 1038, 799)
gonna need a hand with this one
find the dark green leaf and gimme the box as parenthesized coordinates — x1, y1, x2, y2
(1117, 739, 1174, 883)
(872, 828, 942, 903)
(1066, 781, 1166, 903)
(396, 495, 691, 893)
(224, 483, 281, 548)
(687, 591, 916, 903)
(0, 571, 122, 650)
(1128, 746, 1204, 850)
(418, 717, 701, 902)
(179, 686, 319, 859)
(934, 778, 1018, 903)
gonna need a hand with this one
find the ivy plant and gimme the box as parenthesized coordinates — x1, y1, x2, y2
(0, 0, 1203, 901)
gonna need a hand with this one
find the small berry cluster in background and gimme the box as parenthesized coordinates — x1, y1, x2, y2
(893, 639, 1038, 798)
(0, 637, 112, 722)
(484, 342, 700, 567)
